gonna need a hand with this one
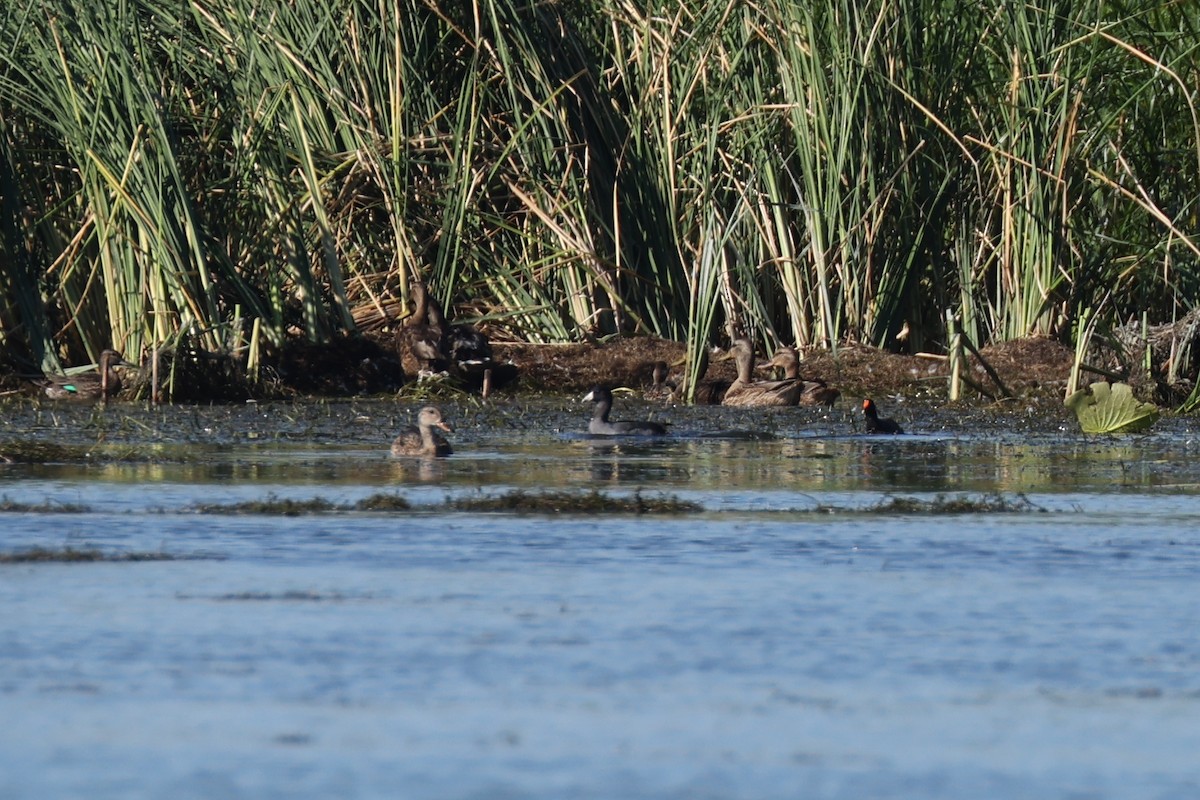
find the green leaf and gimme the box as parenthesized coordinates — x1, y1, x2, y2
(1064, 382, 1160, 434)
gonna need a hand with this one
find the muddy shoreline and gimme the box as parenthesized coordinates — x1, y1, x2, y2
(3, 334, 1081, 408)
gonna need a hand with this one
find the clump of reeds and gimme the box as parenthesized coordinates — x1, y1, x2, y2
(1, 0, 1196, 402)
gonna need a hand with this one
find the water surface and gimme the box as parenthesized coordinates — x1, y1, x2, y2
(2, 398, 1199, 798)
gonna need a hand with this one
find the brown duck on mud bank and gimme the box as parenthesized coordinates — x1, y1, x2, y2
(758, 346, 841, 407)
(39, 350, 137, 401)
(398, 281, 517, 396)
(722, 338, 803, 407)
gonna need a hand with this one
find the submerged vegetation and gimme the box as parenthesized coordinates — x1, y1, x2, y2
(865, 493, 1048, 515)
(446, 489, 702, 515)
(190, 489, 700, 516)
(0, 1, 1197, 399)
(0, 546, 180, 562)
(0, 497, 90, 513)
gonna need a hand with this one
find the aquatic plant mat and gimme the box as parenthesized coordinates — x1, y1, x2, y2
(192, 490, 700, 516)
(848, 493, 1049, 515)
(0, 547, 191, 563)
(0, 497, 90, 514)
(446, 489, 701, 514)
(183, 491, 1050, 517)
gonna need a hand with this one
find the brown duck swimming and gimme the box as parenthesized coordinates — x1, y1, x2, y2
(760, 346, 841, 407)
(721, 338, 802, 407)
(862, 398, 904, 434)
(41, 350, 136, 400)
(391, 406, 454, 457)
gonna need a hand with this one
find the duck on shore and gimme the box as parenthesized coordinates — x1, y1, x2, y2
(721, 338, 802, 407)
(398, 280, 516, 397)
(583, 386, 670, 436)
(40, 350, 136, 401)
(668, 348, 732, 405)
(391, 406, 454, 457)
(759, 346, 841, 407)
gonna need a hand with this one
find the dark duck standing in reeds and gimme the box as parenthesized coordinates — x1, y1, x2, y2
(643, 361, 677, 402)
(398, 280, 517, 396)
(399, 281, 449, 376)
(668, 348, 731, 405)
(862, 398, 904, 434)
(760, 346, 841, 407)
(721, 338, 802, 407)
(40, 349, 136, 401)
(390, 406, 454, 457)
(583, 386, 670, 436)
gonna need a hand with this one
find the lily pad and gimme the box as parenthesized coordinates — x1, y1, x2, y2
(1064, 381, 1160, 434)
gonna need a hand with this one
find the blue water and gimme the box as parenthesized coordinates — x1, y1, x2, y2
(2, 399, 1200, 798)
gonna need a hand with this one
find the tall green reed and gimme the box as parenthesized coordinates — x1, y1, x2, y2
(0, 0, 1195, 397)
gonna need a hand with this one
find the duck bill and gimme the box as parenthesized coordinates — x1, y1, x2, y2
(435, 421, 454, 433)
(581, 390, 595, 402)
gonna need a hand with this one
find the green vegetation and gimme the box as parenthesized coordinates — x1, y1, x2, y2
(1065, 380, 1162, 433)
(355, 493, 413, 512)
(192, 495, 339, 516)
(0, 1, 1197, 398)
(809, 492, 1048, 514)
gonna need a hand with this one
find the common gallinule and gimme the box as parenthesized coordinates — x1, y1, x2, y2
(862, 398, 903, 434)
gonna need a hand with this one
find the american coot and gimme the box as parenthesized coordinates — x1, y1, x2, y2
(721, 338, 803, 407)
(391, 406, 454, 457)
(41, 350, 137, 400)
(760, 346, 841, 407)
(583, 386, 670, 436)
(862, 398, 904, 434)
